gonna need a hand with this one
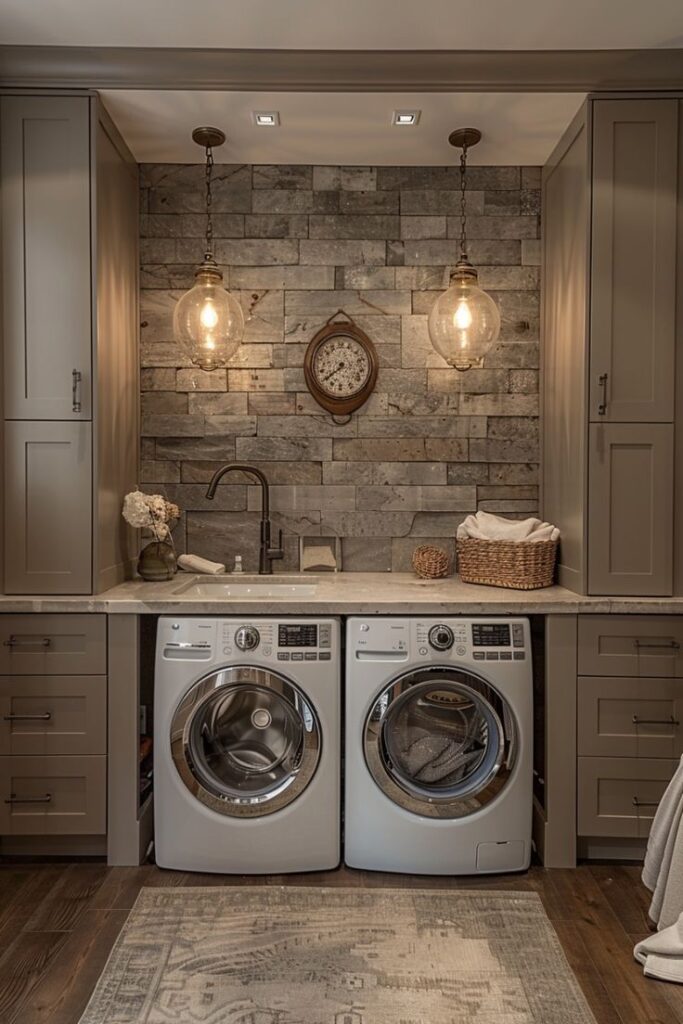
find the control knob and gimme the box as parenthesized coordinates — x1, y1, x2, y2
(235, 626, 260, 652)
(428, 624, 454, 651)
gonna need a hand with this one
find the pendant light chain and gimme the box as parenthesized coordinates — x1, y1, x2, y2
(204, 143, 214, 257)
(459, 142, 468, 261)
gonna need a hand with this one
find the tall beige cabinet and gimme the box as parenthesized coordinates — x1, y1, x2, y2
(542, 96, 682, 596)
(0, 93, 139, 595)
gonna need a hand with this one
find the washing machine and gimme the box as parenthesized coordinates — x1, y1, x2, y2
(345, 617, 532, 874)
(154, 616, 340, 873)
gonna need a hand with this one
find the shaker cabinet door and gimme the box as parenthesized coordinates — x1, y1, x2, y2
(589, 99, 678, 423)
(4, 421, 92, 594)
(0, 96, 92, 420)
(588, 423, 673, 596)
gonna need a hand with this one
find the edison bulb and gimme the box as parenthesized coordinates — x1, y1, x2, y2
(454, 299, 473, 331)
(428, 270, 500, 371)
(200, 301, 219, 330)
(173, 260, 244, 371)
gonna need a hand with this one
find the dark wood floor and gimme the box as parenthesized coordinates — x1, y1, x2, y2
(0, 860, 680, 1024)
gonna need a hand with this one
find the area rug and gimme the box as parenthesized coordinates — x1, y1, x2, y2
(79, 886, 596, 1023)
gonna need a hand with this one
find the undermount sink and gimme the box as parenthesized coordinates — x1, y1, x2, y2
(173, 574, 320, 598)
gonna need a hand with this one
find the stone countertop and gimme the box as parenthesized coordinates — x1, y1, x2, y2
(1, 573, 683, 615)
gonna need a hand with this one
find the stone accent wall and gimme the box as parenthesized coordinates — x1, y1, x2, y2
(140, 163, 540, 572)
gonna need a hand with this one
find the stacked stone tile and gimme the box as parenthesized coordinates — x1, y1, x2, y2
(140, 163, 540, 572)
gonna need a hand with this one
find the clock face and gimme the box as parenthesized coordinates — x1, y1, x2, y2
(311, 334, 372, 399)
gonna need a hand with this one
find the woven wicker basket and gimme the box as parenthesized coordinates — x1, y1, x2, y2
(412, 544, 451, 579)
(457, 537, 558, 590)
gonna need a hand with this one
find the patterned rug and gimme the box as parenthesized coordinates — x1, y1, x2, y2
(80, 886, 596, 1023)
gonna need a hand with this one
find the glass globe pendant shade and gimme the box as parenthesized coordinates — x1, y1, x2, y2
(173, 256, 244, 371)
(428, 259, 500, 371)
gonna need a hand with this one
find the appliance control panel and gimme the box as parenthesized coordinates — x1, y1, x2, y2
(159, 618, 337, 664)
(349, 617, 528, 662)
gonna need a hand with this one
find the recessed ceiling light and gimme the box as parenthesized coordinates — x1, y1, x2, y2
(392, 110, 421, 126)
(253, 111, 280, 127)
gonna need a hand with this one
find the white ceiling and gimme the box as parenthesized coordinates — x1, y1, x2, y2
(102, 90, 586, 165)
(2, 0, 683, 49)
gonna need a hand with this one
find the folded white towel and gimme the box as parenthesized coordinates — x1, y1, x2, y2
(177, 554, 226, 575)
(634, 914, 683, 983)
(456, 511, 560, 543)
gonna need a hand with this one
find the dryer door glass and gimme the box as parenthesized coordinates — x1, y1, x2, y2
(171, 667, 321, 818)
(364, 667, 516, 819)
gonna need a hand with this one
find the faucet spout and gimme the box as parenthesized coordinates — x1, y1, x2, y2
(205, 463, 270, 516)
(204, 463, 282, 574)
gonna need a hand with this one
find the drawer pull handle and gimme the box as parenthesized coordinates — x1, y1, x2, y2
(634, 639, 680, 651)
(4, 793, 51, 805)
(632, 797, 660, 809)
(3, 713, 52, 722)
(72, 369, 82, 413)
(3, 636, 52, 649)
(632, 715, 679, 726)
(597, 372, 608, 415)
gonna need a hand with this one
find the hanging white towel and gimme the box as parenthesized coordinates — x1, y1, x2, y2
(643, 754, 683, 925)
(634, 755, 683, 982)
(456, 511, 560, 543)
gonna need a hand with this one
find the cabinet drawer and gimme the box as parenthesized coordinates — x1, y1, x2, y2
(578, 615, 683, 677)
(0, 755, 106, 835)
(0, 615, 106, 675)
(0, 676, 106, 756)
(578, 756, 676, 838)
(578, 676, 683, 758)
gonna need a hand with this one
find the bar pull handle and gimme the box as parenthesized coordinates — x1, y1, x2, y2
(597, 373, 608, 415)
(3, 713, 52, 722)
(4, 793, 51, 805)
(634, 639, 680, 651)
(72, 369, 82, 413)
(3, 636, 52, 649)
(632, 797, 659, 809)
(632, 714, 679, 726)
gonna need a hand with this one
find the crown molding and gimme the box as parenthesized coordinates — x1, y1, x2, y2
(1, 46, 682, 91)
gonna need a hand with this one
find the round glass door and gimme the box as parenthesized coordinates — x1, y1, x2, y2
(171, 667, 321, 817)
(364, 666, 516, 818)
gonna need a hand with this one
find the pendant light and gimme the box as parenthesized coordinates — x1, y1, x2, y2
(428, 128, 500, 371)
(173, 127, 244, 371)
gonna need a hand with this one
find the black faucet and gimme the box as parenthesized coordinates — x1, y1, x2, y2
(205, 463, 284, 575)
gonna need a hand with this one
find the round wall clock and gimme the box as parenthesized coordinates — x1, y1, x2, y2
(303, 310, 379, 417)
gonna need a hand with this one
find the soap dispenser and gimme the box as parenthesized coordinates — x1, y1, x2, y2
(232, 554, 243, 574)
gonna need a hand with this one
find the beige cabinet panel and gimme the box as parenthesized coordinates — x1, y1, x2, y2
(578, 615, 683, 677)
(541, 108, 589, 592)
(0, 755, 106, 835)
(590, 100, 678, 423)
(588, 423, 673, 595)
(578, 676, 683, 759)
(0, 615, 106, 675)
(0, 96, 91, 420)
(0, 676, 106, 756)
(4, 421, 93, 594)
(578, 756, 677, 838)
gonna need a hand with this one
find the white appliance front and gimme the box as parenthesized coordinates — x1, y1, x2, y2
(154, 616, 340, 873)
(345, 616, 533, 874)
